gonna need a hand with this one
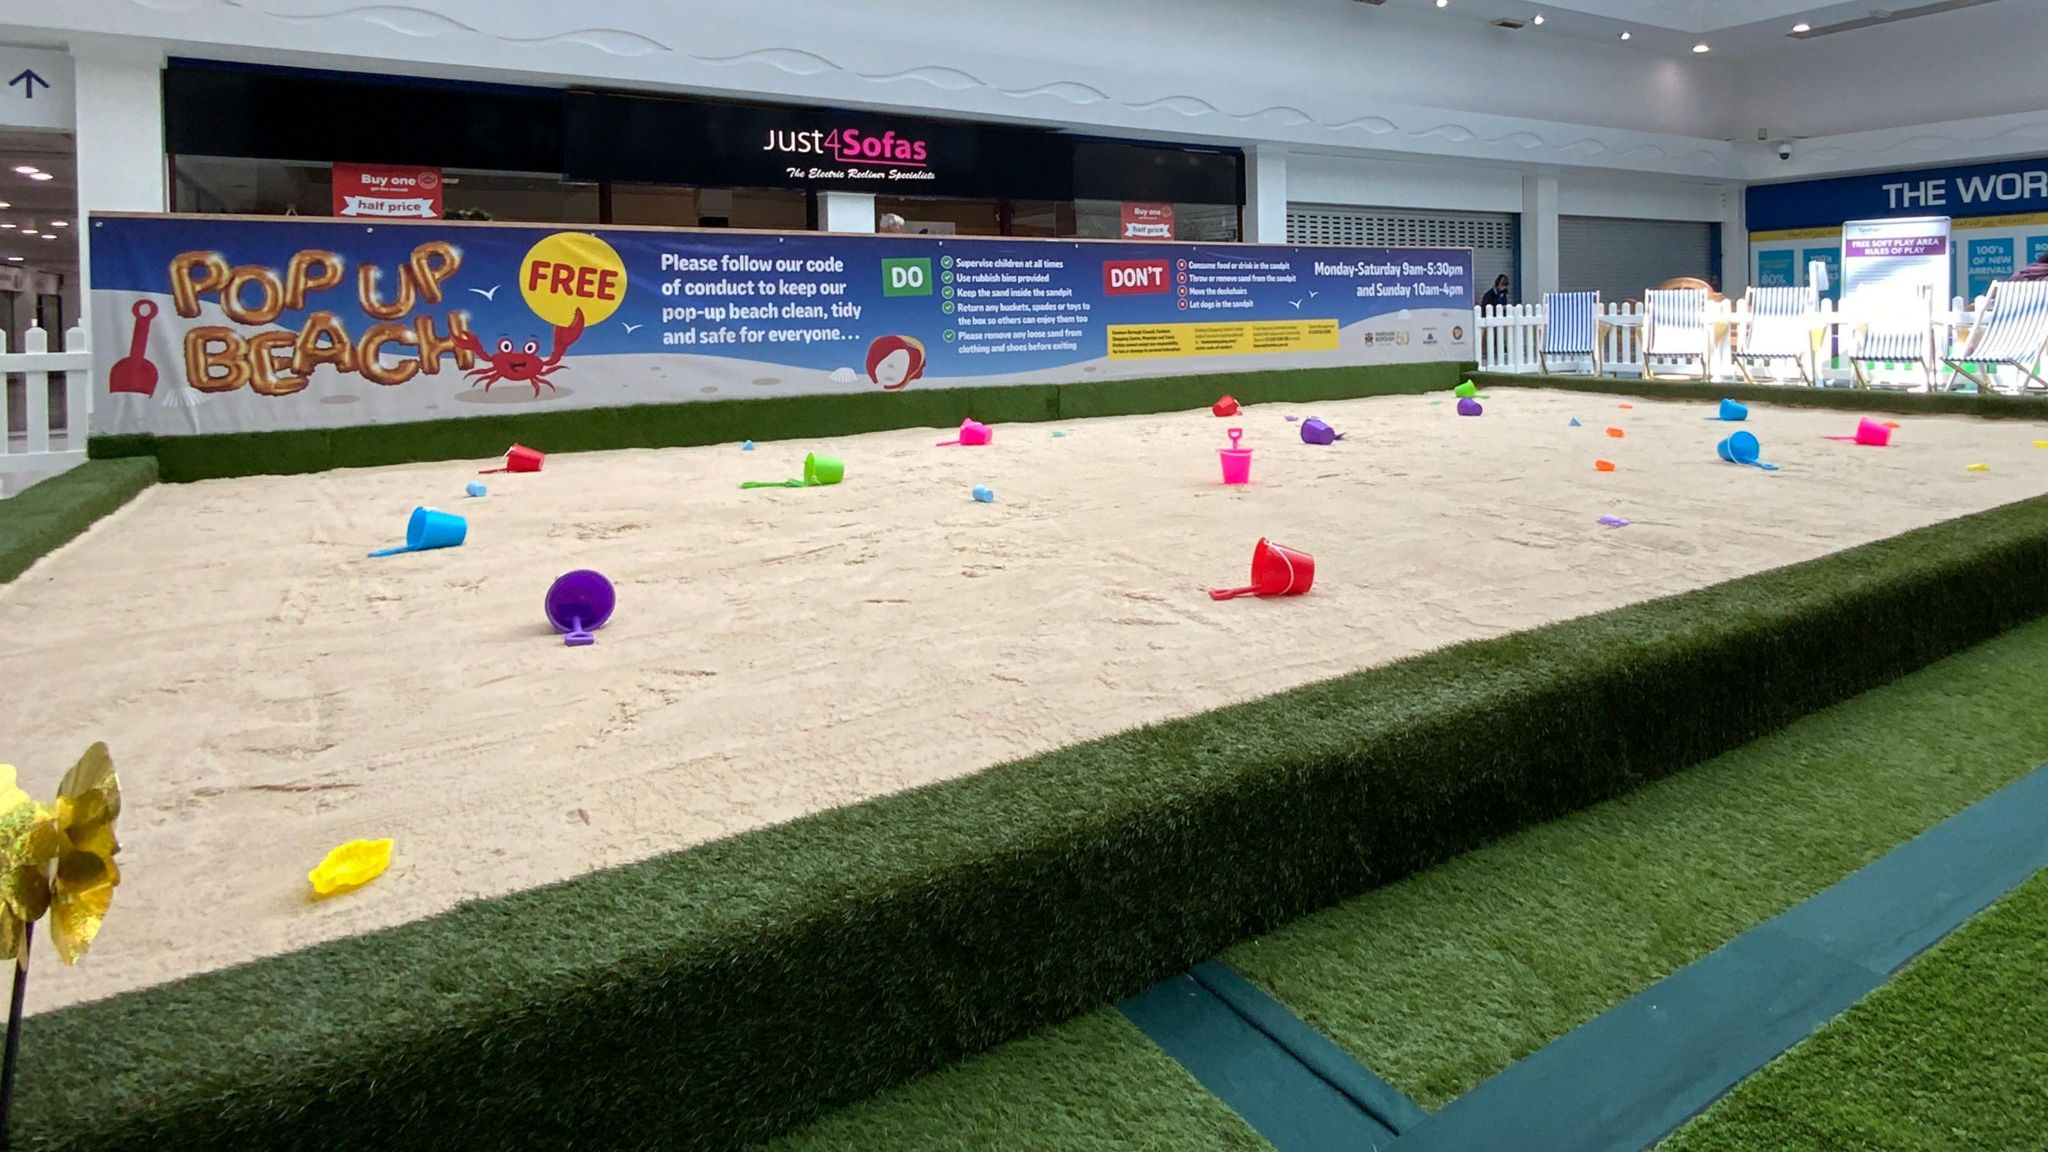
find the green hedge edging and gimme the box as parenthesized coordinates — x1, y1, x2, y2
(1474, 371, 2048, 418)
(90, 363, 1459, 482)
(20, 490, 2048, 1151)
(0, 458, 158, 584)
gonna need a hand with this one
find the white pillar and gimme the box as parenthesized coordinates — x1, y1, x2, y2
(1243, 145, 1288, 243)
(820, 191, 876, 233)
(1520, 172, 1560, 298)
(71, 43, 166, 342)
(1718, 184, 1748, 298)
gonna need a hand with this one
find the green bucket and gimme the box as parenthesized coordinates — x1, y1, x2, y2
(1453, 380, 1478, 399)
(743, 452, 845, 489)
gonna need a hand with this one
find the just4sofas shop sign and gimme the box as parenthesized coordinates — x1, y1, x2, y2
(88, 214, 1472, 438)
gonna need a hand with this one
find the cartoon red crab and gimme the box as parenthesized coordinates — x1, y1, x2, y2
(454, 309, 586, 396)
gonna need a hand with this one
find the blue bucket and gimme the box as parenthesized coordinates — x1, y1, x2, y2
(370, 506, 468, 557)
(466, 481, 487, 498)
(1713, 398, 1749, 422)
(1716, 431, 1779, 470)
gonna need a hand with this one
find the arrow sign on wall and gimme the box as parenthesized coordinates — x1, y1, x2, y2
(0, 48, 73, 130)
(7, 69, 48, 98)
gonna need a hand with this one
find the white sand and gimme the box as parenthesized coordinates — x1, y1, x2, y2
(8, 388, 2048, 1012)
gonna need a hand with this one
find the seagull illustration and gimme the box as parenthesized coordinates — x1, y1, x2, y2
(467, 285, 500, 301)
(621, 322, 642, 334)
(1308, 290, 1320, 299)
(1288, 298, 1304, 309)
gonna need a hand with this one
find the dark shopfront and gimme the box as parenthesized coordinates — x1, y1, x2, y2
(163, 61, 1245, 240)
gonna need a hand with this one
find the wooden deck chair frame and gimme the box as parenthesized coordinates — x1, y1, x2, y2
(1539, 291, 1602, 376)
(1733, 285, 1817, 387)
(1643, 289, 1710, 381)
(1942, 280, 2048, 394)
(1848, 293, 1934, 390)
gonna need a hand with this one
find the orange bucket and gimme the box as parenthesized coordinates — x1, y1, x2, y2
(1209, 538, 1315, 601)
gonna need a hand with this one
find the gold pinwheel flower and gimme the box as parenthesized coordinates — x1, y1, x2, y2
(0, 744, 121, 966)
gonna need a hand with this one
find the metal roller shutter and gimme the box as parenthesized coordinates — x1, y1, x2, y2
(1559, 217, 1716, 299)
(1287, 205, 1512, 299)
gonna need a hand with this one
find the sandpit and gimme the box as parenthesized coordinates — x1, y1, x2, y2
(7, 387, 2048, 1012)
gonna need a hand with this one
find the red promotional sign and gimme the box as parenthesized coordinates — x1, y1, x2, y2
(1103, 260, 1170, 295)
(332, 163, 443, 219)
(1120, 202, 1174, 240)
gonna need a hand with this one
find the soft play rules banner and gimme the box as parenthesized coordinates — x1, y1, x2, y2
(88, 214, 1472, 437)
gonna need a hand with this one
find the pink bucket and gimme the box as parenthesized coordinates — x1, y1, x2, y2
(938, 419, 993, 446)
(1218, 427, 1252, 484)
(1825, 417, 1892, 447)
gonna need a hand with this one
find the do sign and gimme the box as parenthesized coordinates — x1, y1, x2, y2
(520, 233, 627, 326)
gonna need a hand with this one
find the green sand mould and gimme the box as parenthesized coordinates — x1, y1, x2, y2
(21, 484, 2048, 1149)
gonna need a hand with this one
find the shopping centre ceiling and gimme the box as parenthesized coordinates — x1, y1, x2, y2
(1427, 0, 2005, 55)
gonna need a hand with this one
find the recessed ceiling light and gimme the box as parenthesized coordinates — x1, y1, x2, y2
(11, 166, 37, 176)
(1692, 42, 1711, 52)
(49, 220, 66, 227)
(1792, 22, 1811, 32)
(0, 201, 13, 209)
(1436, 0, 1447, 7)
(0, 224, 14, 231)
(6, 257, 20, 263)
(1532, 13, 1544, 24)
(28, 172, 52, 181)
(1619, 30, 1631, 40)
(37, 232, 52, 239)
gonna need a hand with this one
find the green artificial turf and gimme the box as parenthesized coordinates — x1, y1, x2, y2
(20, 492, 2048, 1151)
(1659, 867, 2048, 1152)
(1226, 611, 2048, 1111)
(1474, 371, 2048, 420)
(89, 362, 1457, 481)
(0, 457, 157, 584)
(763, 1009, 1270, 1152)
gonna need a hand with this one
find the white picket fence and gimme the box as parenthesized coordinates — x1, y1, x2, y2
(1474, 296, 1987, 388)
(1, 324, 93, 497)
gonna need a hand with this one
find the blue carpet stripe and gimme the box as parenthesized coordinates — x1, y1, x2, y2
(1391, 761, 2048, 1152)
(1120, 966, 1418, 1152)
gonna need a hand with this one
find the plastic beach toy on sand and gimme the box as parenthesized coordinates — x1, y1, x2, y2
(742, 453, 845, 489)
(368, 506, 467, 558)
(1710, 399, 1749, 422)
(1824, 417, 1892, 447)
(466, 481, 487, 498)
(1219, 427, 1254, 484)
(742, 440, 755, 451)
(1718, 430, 1780, 471)
(309, 839, 392, 900)
(1569, 417, 1582, 428)
(1212, 395, 1240, 417)
(1299, 417, 1343, 445)
(1595, 459, 1617, 472)
(481, 443, 544, 474)
(1606, 426, 1626, 439)
(1454, 381, 1478, 399)
(1598, 515, 1631, 528)
(1208, 538, 1315, 601)
(545, 569, 615, 647)
(937, 418, 993, 446)
(1457, 397, 1483, 416)
(973, 485, 996, 503)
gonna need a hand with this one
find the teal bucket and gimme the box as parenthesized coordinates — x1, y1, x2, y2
(370, 506, 468, 557)
(1717, 431, 1779, 471)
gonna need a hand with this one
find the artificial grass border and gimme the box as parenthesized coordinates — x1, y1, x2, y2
(21, 490, 2048, 1151)
(0, 458, 158, 584)
(90, 362, 1460, 482)
(1474, 371, 2048, 419)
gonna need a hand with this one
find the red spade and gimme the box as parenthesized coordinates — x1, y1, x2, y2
(108, 300, 159, 397)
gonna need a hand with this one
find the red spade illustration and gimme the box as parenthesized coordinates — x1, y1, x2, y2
(108, 299, 159, 397)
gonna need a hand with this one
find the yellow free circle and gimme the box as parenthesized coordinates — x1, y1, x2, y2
(519, 232, 627, 328)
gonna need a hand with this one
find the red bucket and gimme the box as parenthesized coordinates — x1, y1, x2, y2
(1209, 538, 1315, 601)
(483, 443, 545, 474)
(1212, 395, 1240, 418)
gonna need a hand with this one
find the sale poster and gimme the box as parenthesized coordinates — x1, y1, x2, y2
(332, 164, 443, 219)
(1120, 203, 1175, 240)
(89, 213, 1472, 438)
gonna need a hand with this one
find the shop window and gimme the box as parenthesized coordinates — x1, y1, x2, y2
(172, 156, 329, 216)
(876, 197, 1003, 237)
(1006, 201, 1074, 238)
(608, 186, 809, 230)
(440, 172, 598, 224)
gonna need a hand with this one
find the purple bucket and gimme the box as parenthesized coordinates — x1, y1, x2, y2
(545, 569, 616, 647)
(1300, 417, 1342, 445)
(1457, 397, 1483, 417)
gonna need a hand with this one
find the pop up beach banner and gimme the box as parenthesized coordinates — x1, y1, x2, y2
(88, 214, 1473, 438)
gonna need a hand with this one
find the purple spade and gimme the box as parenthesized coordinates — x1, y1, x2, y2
(545, 569, 616, 647)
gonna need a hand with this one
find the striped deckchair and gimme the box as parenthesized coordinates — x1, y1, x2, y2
(1540, 292, 1602, 375)
(1944, 279, 2048, 393)
(1848, 291, 1933, 389)
(1733, 285, 1818, 386)
(1644, 288, 1711, 380)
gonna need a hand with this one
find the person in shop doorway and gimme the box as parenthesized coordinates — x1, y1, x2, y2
(2018, 250, 2048, 281)
(879, 213, 907, 234)
(1480, 274, 1513, 309)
